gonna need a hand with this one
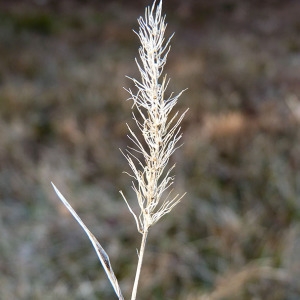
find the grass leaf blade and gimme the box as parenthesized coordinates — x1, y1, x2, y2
(51, 182, 124, 300)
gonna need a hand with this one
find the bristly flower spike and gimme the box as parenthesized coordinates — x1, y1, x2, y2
(121, 0, 187, 235)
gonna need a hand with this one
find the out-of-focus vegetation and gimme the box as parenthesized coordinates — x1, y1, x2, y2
(1, 0, 300, 299)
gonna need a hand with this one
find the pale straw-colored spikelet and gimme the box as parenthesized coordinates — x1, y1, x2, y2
(120, 0, 187, 235)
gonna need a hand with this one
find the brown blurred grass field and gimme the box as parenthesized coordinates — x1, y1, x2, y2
(1, 0, 300, 299)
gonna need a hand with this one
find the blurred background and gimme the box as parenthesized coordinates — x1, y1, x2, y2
(1, 0, 300, 299)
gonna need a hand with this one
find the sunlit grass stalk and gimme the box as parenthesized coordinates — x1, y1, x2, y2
(52, 1, 186, 299)
(120, 1, 187, 298)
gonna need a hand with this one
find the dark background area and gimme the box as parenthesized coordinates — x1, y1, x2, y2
(1, 0, 300, 299)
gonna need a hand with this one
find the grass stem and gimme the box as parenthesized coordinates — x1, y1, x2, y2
(131, 229, 149, 300)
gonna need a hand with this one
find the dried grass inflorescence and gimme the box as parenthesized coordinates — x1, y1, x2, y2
(52, 1, 186, 299)
(120, 0, 187, 234)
